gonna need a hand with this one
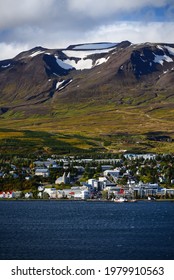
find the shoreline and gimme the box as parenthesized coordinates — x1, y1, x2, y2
(0, 198, 174, 202)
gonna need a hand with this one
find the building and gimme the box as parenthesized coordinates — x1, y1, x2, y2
(56, 187, 90, 200)
(44, 188, 57, 198)
(103, 168, 120, 182)
(35, 168, 50, 177)
(34, 160, 59, 169)
(55, 172, 70, 185)
(131, 182, 163, 198)
(124, 153, 156, 160)
(0, 191, 15, 198)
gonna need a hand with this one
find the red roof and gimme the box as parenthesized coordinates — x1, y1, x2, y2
(69, 192, 75, 195)
(118, 189, 124, 194)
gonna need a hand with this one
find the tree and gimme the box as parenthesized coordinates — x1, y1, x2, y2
(43, 192, 50, 199)
(102, 190, 108, 200)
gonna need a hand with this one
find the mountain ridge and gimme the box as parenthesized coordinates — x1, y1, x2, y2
(0, 40, 174, 114)
(0, 40, 174, 154)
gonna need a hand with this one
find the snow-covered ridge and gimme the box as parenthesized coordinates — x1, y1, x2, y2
(27, 43, 117, 71)
(157, 45, 174, 56)
(30, 50, 45, 57)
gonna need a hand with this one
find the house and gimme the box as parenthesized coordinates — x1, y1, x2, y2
(0, 191, 15, 198)
(34, 160, 59, 169)
(44, 188, 57, 198)
(13, 191, 22, 198)
(88, 179, 99, 189)
(164, 188, 174, 196)
(0, 192, 5, 198)
(38, 186, 45, 192)
(101, 165, 114, 171)
(61, 187, 90, 199)
(103, 168, 120, 181)
(35, 168, 50, 177)
(25, 192, 33, 199)
(44, 160, 59, 169)
(98, 176, 115, 189)
(9, 171, 19, 179)
(73, 166, 85, 173)
(25, 175, 32, 180)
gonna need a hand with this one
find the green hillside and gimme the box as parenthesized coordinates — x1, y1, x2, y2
(1, 99, 174, 156)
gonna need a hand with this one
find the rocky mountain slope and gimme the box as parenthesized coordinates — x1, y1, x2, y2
(0, 40, 174, 155)
(0, 40, 174, 115)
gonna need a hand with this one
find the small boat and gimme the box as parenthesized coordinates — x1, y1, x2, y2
(127, 199, 137, 203)
(114, 197, 128, 203)
(148, 196, 156, 201)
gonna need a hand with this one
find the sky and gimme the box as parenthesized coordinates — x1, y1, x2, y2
(0, 0, 174, 60)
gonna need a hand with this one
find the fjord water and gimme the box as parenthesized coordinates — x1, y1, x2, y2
(0, 200, 174, 260)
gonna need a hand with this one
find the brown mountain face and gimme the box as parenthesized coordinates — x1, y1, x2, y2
(0, 41, 174, 115)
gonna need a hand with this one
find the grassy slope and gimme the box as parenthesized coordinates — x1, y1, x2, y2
(1, 97, 174, 155)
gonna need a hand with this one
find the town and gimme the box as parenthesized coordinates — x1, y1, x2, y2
(0, 153, 174, 200)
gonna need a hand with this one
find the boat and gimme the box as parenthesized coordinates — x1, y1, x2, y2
(148, 196, 156, 201)
(114, 197, 128, 203)
(114, 197, 137, 203)
(127, 199, 137, 203)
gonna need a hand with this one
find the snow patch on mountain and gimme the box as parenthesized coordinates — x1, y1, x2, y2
(55, 47, 112, 70)
(55, 55, 110, 71)
(95, 57, 110, 66)
(163, 69, 169, 74)
(56, 79, 73, 91)
(55, 56, 74, 70)
(56, 80, 65, 89)
(63, 58, 93, 70)
(30, 50, 45, 57)
(1, 63, 11, 68)
(157, 45, 164, 51)
(62, 47, 115, 59)
(164, 46, 174, 56)
(153, 54, 173, 65)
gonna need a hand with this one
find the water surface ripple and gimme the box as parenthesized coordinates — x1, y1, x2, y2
(0, 200, 173, 260)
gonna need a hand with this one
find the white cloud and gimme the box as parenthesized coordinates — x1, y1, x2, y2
(68, 0, 169, 17)
(85, 21, 174, 44)
(0, 0, 173, 60)
(0, 42, 29, 60)
(1, 21, 174, 60)
(0, 0, 56, 28)
(0, 0, 172, 29)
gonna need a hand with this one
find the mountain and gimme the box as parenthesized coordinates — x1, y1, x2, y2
(0, 41, 174, 154)
(1, 40, 174, 113)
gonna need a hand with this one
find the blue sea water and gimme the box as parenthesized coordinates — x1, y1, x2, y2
(0, 200, 174, 260)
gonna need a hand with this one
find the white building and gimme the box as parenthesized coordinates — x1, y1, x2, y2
(25, 192, 33, 199)
(44, 188, 57, 198)
(103, 168, 120, 177)
(55, 172, 70, 185)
